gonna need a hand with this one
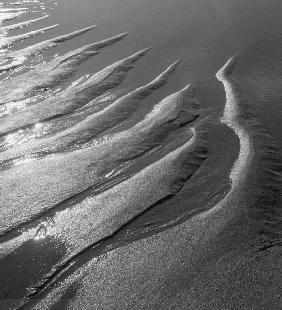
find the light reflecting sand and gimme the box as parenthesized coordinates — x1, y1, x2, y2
(0, 1, 282, 309)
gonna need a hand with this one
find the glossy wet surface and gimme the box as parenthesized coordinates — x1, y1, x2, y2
(1, 1, 282, 309)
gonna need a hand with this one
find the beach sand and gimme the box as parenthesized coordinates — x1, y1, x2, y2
(0, 0, 282, 309)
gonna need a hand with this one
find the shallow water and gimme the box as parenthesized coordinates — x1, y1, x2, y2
(1, 0, 282, 309)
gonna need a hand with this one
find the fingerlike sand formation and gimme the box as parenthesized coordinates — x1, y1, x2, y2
(0, 26, 97, 72)
(1, 3, 282, 310)
(24, 56, 282, 310)
(216, 56, 282, 244)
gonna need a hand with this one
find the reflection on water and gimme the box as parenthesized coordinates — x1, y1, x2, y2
(0, 121, 49, 153)
(0, 0, 282, 309)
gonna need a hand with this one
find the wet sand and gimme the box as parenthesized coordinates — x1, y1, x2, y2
(0, 0, 282, 309)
